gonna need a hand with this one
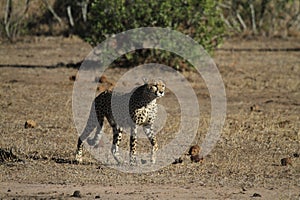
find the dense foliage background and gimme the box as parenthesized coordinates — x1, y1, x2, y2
(0, 0, 299, 68)
(85, 0, 224, 52)
(83, 0, 224, 68)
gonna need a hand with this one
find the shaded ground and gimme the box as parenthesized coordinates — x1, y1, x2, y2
(0, 36, 299, 199)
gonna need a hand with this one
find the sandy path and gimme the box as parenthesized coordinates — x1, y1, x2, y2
(1, 182, 299, 199)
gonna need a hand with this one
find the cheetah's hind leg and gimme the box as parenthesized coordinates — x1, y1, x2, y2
(87, 122, 103, 147)
(111, 124, 124, 165)
(75, 105, 103, 163)
(75, 123, 103, 163)
(75, 137, 84, 163)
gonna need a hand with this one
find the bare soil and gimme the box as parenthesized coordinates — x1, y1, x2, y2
(0, 36, 299, 199)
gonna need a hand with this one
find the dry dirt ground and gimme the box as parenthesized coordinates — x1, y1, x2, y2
(0, 36, 299, 199)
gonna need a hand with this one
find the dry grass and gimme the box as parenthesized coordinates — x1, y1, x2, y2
(0, 37, 299, 199)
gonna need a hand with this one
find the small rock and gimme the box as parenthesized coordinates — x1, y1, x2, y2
(69, 75, 76, 81)
(8, 79, 18, 83)
(172, 157, 183, 164)
(7, 189, 11, 192)
(250, 104, 262, 112)
(278, 120, 290, 128)
(141, 159, 147, 164)
(56, 62, 65, 67)
(71, 190, 81, 198)
(95, 195, 101, 199)
(188, 145, 203, 163)
(98, 75, 108, 83)
(97, 85, 105, 92)
(252, 193, 261, 197)
(189, 145, 201, 156)
(281, 157, 292, 166)
(97, 85, 114, 93)
(191, 155, 204, 163)
(293, 153, 299, 158)
(24, 120, 37, 128)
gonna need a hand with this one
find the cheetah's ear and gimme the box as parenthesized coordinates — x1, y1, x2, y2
(142, 77, 148, 84)
(157, 78, 165, 84)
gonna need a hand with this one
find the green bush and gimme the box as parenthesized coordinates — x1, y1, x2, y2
(85, 0, 225, 68)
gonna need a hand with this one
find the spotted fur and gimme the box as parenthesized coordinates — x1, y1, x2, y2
(75, 79, 165, 165)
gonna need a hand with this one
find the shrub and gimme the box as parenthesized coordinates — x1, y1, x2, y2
(84, 0, 225, 69)
(220, 0, 300, 37)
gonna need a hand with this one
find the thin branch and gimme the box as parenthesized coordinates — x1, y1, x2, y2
(249, 2, 257, 34)
(42, 0, 62, 24)
(12, 0, 31, 39)
(4, 0, 12, 25)
(82, 0, 89, 22)
(23, 0, 30, 15)
(218, 2, 231, 9)
(67, 6, 74, 27)
(220, 12, 233, 29)
(236, 12, 247, 31)
(4, 0, 12, 40)
(259, 0, 269, 27)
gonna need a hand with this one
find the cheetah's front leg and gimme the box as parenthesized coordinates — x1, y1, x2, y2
(143, 125, 158, 164)
(130, 125, 137, 165)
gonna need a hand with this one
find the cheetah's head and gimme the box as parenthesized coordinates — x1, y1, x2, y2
(146, 79, 165, 98)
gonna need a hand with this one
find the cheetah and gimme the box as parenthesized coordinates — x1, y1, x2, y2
(75, 79, 165, 165)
